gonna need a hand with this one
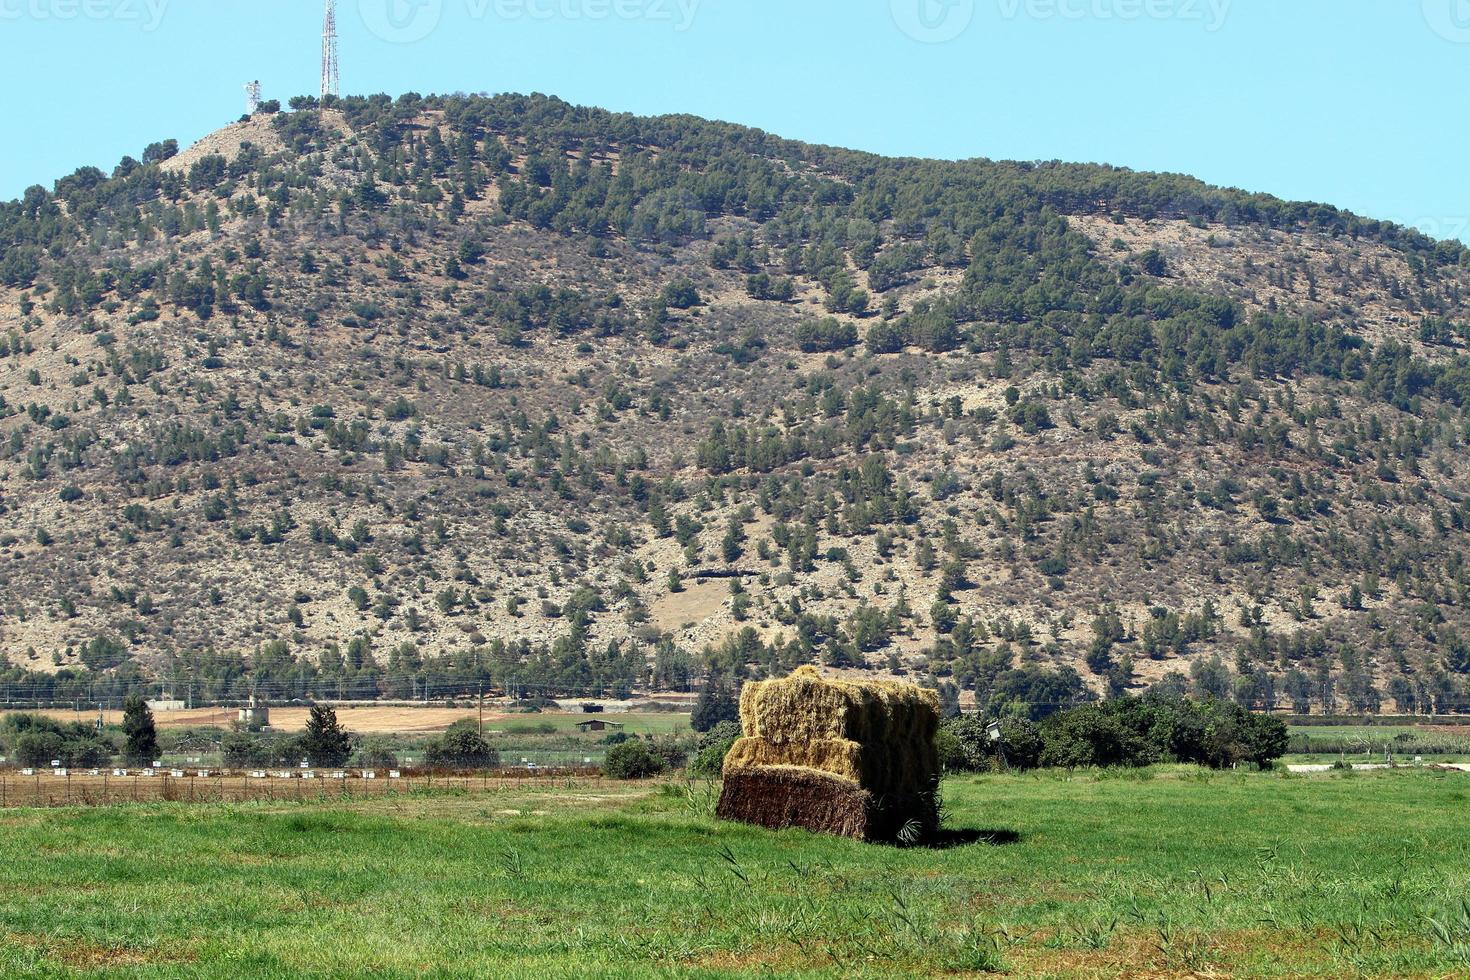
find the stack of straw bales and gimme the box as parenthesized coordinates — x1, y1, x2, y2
(715, 666, 940, 841)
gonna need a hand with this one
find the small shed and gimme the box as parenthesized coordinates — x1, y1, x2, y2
(575, 719, 625, 733)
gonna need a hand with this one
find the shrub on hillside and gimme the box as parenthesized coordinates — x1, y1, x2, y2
(795, 317, 858, 353)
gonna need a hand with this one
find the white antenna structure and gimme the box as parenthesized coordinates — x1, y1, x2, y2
(321, 0, 339, 101)
(244, 80, 262, 115)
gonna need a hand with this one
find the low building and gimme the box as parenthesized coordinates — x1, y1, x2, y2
(575, 719, 624, 733)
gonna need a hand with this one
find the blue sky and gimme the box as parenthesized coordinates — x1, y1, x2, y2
(2, 0, 1467, 243)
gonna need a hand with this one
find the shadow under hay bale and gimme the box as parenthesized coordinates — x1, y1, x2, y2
(716, 666, 941, 843)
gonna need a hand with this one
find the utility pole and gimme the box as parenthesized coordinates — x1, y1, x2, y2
(478, 683, 484, 739)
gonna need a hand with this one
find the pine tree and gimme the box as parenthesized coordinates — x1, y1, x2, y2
(122, 694, 158, 764)
(690, 680, 739, 733)
(302, 704, 353, 767)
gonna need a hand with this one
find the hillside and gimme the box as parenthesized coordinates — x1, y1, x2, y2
(3, 92, 1470, 715)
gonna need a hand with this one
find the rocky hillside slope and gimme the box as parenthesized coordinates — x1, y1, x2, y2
(2, 92, 1469, 714)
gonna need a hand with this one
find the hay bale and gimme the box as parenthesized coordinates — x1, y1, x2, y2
(738, 666, 938, 749)
(722, 736, 865, 784)
(715, 767, 877, 840)
(717, 667, 940, 842)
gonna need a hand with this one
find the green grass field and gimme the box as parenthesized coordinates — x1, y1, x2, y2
(1284, 724, 1470, 764)
(492, 711, 691, 735)
(2, 768, 1468, 977)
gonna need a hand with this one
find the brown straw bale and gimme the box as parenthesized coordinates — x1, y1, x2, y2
(722, 736, 865, 784)
(715, 767, 876, 840)
(738, 666, 939, 748)
(718, 667, 942, 842)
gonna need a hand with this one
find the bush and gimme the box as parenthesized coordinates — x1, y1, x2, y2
(1040, 709, 1144, 770)
(795, 317, 858, 353)
(937, 716, 989, 773)
(14, 731, 64, 768)
(603, 739, 667, 779)
(689, 720, 742, 777)
(938, 716, 1042, 773)
(697, 720, 742, 753)
(222, 730, 302, 768)
(688, 743, 730, 777)
(660, 278, 701, 309)
(353, 737, 398, 769)
(940, 695, 1288, 774)
(647, 736, 689, 772)
(426, 721, 499, 770)
(865, 320, 907, 354)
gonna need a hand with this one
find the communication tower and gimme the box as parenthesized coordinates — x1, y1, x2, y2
(321, 0, 340, 101)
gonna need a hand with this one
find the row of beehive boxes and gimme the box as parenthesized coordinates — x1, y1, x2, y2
(15, 767, 404, 779)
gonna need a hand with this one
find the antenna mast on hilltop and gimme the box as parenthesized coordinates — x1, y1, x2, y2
(244, 80, 262, 115)
(321, 0, 340, 101)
